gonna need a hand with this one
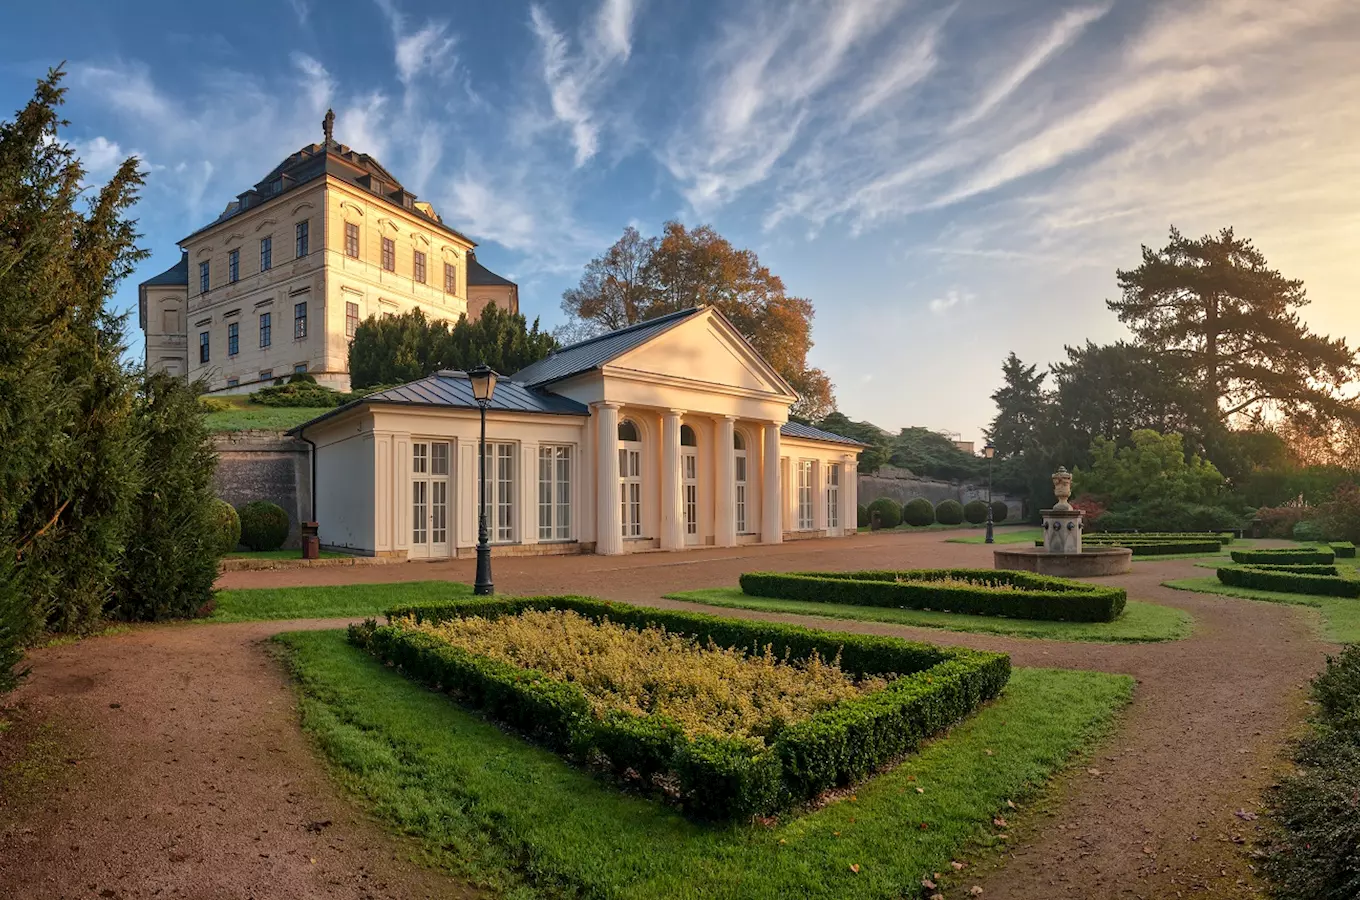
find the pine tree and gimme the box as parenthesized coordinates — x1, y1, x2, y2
(985, 353, 1050, 458)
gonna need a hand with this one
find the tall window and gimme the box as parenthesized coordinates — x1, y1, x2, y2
(443, 262, 457, 294)
(227, 321, 239, 356)
(413, 250, 427, 284)
(228, 249, 239, 283)
(481, 443, 517, 542)
(619, 419, 642, 538)
(344, 222, 360, 258)
(259, 311, 272, 348)
(295, 220, 309, 258)
(260, 236, 272, 271)
(199, 261, 210, 294)
(826, 464, 840, 529)
(797, 460, 814, 531)
(294, 301, 307, 339)
(538, 445, 572, 541)
(198, 331, 210, 363)
(345, 301, 359, 339)
(381, 237, 395, 271)
(734, 431, 749, 534)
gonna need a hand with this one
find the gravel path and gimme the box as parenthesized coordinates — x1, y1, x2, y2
(3, 530, 1331, 898)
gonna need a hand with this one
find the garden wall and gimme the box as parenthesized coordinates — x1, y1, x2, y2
(212, 431, 311, 548)
(857, 466, 1023, 520)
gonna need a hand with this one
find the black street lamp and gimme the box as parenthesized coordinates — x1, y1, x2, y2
(468, 364, 499, 595)
(983, 442, 996, 545)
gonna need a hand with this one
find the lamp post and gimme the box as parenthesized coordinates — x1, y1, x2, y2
(983, 442, 996, 544)
(468, 365, 499, 595)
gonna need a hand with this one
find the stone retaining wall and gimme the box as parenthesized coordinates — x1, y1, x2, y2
(857, 468, 1024, 521)
(212, 430, 312, 549)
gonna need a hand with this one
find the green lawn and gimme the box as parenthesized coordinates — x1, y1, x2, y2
(947, 528, 1043, 545)
(224, 549, 349, 560)
(1164, 576, 1360, 643)
(211, 580, 472, 623)
(858, 522, 1009, 534)
(664, 587, 1191, 643)
(203, 394, 334, 433)
(277, 629, 1133, 900)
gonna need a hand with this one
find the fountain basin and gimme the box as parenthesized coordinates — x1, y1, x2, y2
(993, 546, 1133, 577)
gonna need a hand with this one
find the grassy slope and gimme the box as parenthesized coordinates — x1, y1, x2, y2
(211, 581, 473, 623)
(666, 587, 1192, 643)
(277, 629, 1133, 900)
(1166, 573, 1360, 643)
(203, 395, 333, 433)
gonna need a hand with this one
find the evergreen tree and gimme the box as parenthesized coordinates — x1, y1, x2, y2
(985, 352, 1050, 458)
(815, 412, 890, 473)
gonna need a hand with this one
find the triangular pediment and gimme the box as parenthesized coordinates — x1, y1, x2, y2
(606, 308, 797, 400)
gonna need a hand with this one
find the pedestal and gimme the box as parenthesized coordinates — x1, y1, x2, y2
(1042, 508, 1084, 553)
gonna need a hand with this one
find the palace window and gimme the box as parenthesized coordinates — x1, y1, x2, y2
(413, 250, 427, 284)
(619, 419, 642, 538)
(797, 460, 814, 531)
(826, 464, 840, 529)
(259, 369, 272, 382)
(381, 237, 395, 271)
(294, 301, 307, 339)
(345, 222, 360, 258)
(295, 220, 309, 258)
(228, 249, 239, 284)
(260, 236, 272, 271)
(345, 301, 359, 339)
(226, 377, 239, 388)
(481, 442, 517, 543)
(734, 431, 749, 534)
(259, 311, 271, 348)
(227, 321, 239, 357)
(444, 262, 457, 294)
(538, 445, 572, 541)
(198, 331, 210, 363)
(199, 261, 210, 294)
(293, 362, 308, 374)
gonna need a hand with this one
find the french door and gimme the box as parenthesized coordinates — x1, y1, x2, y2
(411, 441, 451, 558)
(682, 448, 699, 545)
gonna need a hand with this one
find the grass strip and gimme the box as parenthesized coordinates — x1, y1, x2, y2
(276, 629, 1133, 900)
(211, 580, 473, 623)
(946, 529, 1043, 545)
(665, 588, 1191, 643)
(1164, 577, 1360, 643)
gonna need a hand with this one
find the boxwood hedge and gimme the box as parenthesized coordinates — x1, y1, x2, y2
(1230, 548, 1336, 565)
(1085, 532, 1232, 545)
(1216, 565, 1360, 598)
(1332, 542, 1357, 559)
(358, 595, 1010, 821)
(902, 497, 935, 527)
(1246, 563, 1340, 576)
(1084, 539, 1223, 556)
(739, 569, 1126, 622)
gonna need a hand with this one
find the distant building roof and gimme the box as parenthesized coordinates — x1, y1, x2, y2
(140, 251, 189, 287)
(780, 421, 867, 447)
(288, 370, 588, 434)
(509, 307, 704, 388)
(467, 251, 515, 288)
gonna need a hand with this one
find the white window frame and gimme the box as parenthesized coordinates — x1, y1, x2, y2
(826, 463, 840, 530)
(797, 459, 814, 531)
(481, 442, 517, 543)
(734, 433, 749, 534)
(538, 445, 573, 541)
(619, 423, 642, 538)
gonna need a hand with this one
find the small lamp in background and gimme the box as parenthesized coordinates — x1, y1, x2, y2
(983, 441, 996, 544)
(468, 365, 499, 595)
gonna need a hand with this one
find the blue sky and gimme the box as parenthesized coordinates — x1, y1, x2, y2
(3, 0, 1357, 442)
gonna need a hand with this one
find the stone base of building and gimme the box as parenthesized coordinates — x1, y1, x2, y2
(992, 547, 1133, 577)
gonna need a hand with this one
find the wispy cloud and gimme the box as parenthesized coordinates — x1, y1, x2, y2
(289, 0, 309, 26)
(929, 288, 972, 316)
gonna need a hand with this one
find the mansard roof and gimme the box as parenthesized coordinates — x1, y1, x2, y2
(139, 251, 189, 287)
(508, 307, 704, 388)
(467, 251, 515, 287)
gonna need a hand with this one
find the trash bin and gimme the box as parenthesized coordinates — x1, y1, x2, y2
(301, 521, 320, 560)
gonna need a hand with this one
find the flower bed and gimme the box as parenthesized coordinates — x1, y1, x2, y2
(738, 569, 1126, 622)
(1216, 565, 1360, 598)
(1332, 542, 1357, 559)
(1230, 548, 1336, 565)
(355, 596, 1010, 821)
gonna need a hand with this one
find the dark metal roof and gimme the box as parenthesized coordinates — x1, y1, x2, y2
(467, 251, 515, 287)
(288, 370, 588, 434)
(140, 251, 189, 287)
(780, 421, 867, 447)
(181, 139, 474, 247)
(509, 307, 704, 388)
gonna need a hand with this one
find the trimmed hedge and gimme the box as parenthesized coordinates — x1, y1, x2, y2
(238, 500, 290, 551)
(1216, 565, 1360, 598)
(866, 497, 902, 529)
(739, 569, 1126, 622)
(1332, 542, 1357, 559)
(1247, 563, 1340, 576)
(1083, 539, 1222, 556)
(963, 499, 988, 525)
(1230, 548, 1335, 566)
(902, 497, 934, 527)
(935, 499, 964, 525)
(211, 499, 241, 555)
(361, 595, 1010, 820)
(1085, 532, 1232, 545)
(989, 500, 1009, 524)
(857, 504, 868, 528)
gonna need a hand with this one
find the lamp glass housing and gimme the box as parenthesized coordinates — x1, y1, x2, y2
(983, 442, 995, 460)
(468, 365, 498, 403)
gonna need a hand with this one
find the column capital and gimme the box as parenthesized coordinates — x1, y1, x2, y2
(593, 401, 622, 411)
(719, 414, 738, 422)
(665, 408, 687, 418)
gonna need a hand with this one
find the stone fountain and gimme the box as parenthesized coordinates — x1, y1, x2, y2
(992, 467, 1132, 577)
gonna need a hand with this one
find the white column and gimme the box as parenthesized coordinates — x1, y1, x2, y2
(595, 403, 623, 555)
(715, 416, 737, 547)
(761, 422, 782, 544)
(842, 455, 858, 536)
(520, 440, 539, 546)
(661, 410, 685, 551)
(813, 459, 826, 533)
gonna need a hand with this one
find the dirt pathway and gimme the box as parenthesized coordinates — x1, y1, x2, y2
(4, 530, 1331, 898)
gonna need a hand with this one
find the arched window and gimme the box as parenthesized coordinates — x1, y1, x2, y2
(618, 419, 639, 443)
(733, 431, 745, 451)
(680, 424, 697, 446)
(618, 419, 642, 538)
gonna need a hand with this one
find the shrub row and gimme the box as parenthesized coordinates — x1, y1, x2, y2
(861, 497, 1009, 529)
(1084, 532, 1232, 544)
(361, 596, 1010, 819)
(1089, 539, 1223, 556)
(1216, 565, 1360, 598)
(1230, 548, 1335, 565)
(1246, 563, 1340, 576)
(739, 569, 1127, 623)
(1332, 542, 1357, 559)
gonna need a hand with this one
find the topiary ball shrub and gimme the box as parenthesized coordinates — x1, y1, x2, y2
(963, 500, 989, 524)
(902, 498, 935, 527)
(857, 504, 869, 528)
(866, 497, 902, 529)
(935, 499, 964, 525)
(288, 372, 318, 385)
(1292, 519, 1327, 543)
(211, 499, 241, 555)
(990, 500, 1009, 524)
(238, 500, 290, 551)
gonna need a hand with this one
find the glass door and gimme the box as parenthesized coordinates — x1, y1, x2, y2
(411, 441, 451, 558)
(682, 448, 699, 545)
